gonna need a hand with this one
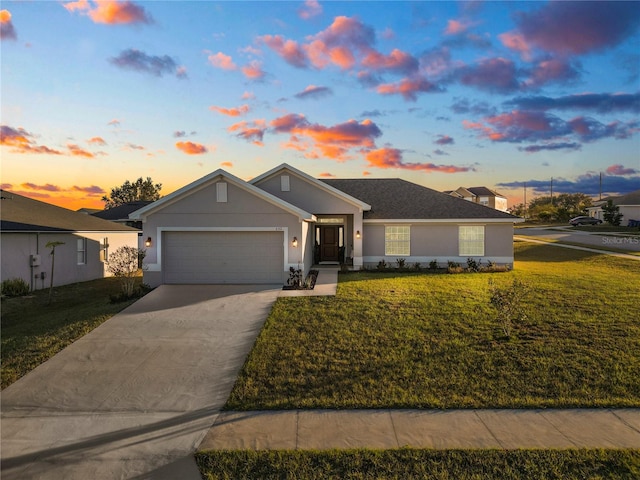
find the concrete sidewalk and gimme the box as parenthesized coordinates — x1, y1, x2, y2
(199, 409, 640, 450)
(279, 266, 338, 297)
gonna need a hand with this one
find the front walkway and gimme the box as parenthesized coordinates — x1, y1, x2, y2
(199, 409, 640, 450)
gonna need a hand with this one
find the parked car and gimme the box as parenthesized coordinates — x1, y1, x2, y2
(569, 216, 602, 226)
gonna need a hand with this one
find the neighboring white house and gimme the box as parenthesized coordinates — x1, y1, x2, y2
(587, 190, 640, 225)
(445, 186, 509, 212)
(130, 164, 522, 288)
(1, 190, 139, 290)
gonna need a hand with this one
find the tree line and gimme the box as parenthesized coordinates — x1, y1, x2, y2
(508, 193, 622, 225)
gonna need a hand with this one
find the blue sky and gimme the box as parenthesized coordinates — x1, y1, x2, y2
(1, 1, 639, 210)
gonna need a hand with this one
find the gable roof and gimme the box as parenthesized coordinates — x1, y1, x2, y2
(0, 190, 138, 233)
(129, 169, 315, 222)
(611, 189, 640, 206)
(321, 179, 518, 221)
(250, 163, 371, 211)
(92, 201, 153, 221)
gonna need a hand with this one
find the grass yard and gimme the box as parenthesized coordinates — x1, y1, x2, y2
(196, 448, 640, 480)
(227, 242, 640, 409)
(1, 276, 144, 389)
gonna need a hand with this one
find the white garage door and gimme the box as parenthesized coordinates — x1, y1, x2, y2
(163, 231, 284, 284)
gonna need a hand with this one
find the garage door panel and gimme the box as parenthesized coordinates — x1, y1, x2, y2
(164, 231, 284, 284)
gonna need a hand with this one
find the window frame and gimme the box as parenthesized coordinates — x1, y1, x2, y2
(77, 237, 87, 265)
(459, 225, 485, 256)
(385, 225, 410, 256)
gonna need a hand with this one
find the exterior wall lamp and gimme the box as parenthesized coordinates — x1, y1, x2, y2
(145, 237, 152, 247)
(292, 237, 298, 247)
(356, 230, 361, 239)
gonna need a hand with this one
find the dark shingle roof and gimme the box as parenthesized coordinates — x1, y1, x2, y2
(0, 190, 138, 232)
(467, 186, 505, 197)
(92, 201, 153, 221)
(321, 179, 517, 220)
(613, 189, 640, 206)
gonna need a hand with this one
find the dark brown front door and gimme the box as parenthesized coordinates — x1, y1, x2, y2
(321, 226, 340, 262)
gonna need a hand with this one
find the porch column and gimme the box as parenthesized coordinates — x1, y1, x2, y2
(353, 212, 363, 268)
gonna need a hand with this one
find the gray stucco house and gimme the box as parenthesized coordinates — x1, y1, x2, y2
(1, 190, 139, 290)
(130, 164, 522, 287)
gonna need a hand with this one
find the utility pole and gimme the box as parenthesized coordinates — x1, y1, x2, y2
(523, 181, 527, 219)
(599, 172, 602, 201)
(550, 177, 553, 205)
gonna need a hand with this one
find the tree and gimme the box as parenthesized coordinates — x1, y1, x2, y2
(488, 278, 530, 339)
(106, 246, 146, 298)
(602, 199, 623, 226)
(102, 177, 162, 209)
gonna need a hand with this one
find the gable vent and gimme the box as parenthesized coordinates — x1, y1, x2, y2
(281, 175, 290, 192)
(216, 182, 228, 203)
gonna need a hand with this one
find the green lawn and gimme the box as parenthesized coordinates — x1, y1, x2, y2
(196, 448, 640, 480)
(1, 276, 143, 389)
(226, 242, 640, 409)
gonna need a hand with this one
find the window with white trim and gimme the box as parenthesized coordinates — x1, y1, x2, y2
(77, 238, 87, 264)
(385, 226, 410, 256)
(459, 225, 484, 256)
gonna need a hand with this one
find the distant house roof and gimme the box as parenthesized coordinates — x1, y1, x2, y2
(321, 179, 517, 220)
(0, 190, 138, 233)
(611, 189, 640, 206)
(92, 201, 153, 221)
(467, 186, 506, 198)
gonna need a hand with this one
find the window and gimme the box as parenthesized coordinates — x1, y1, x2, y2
(385, 226, 410, 256)
(281, 175, 290, 191)
(77, 238, 87, 264)
(216, 182, 227, 202)
(459, 226, 484, 256)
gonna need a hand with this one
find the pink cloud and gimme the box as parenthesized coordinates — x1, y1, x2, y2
(524, 58, 580, 88)
(606, 164, 638, 176)
(220, 161, 233, 168)
(499, 31, 532, 61)
(208, 52, 237, 70)
(64, 0, 152, 25)
(434, 134, 454, 145)
(444, 19, 476, 36)
(241, 60, 265, 79)
(319, 172, 336, 178)
(210, 104, 250, 117)
(67, 143, 95, 158)
(228, 120, 266, 146)
(376, 76, 441, 101)
(259, 35, 307, 68)
(175, 141, 208, 155)
(361, 48, 418, 74)
(1, 9, 17, 40)
(365, 147, 471, 173)
(298, 0, 322, 20)
(0, 125, 62, 155)
(514, 1, 640, 55)
(21, 182, 61, 192)
(72, 185, 105, 195)
(88, 136, 106, 145)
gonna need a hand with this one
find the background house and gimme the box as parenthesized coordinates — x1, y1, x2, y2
(131, 164, 522, 288)
(587, 190, 640, 225)
(445, 186, 508, 212)
(1, 190, 139, 290)
(91, 201, 153, 249)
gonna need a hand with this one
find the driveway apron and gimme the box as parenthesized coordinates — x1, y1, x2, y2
(1, 284, 281, 479)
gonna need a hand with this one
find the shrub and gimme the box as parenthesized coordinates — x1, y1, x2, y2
(488, 278, 530, 339)
(1, 278, 30, 297)
(428, 260, 439, 270)
(377, 259, 388, 271)
(106, 246, 146, 298)
(413, 262, 422, 271)
(466, 258, 482, 272)
(287, 267, 303, 288)
(447, 260, 463, 274)
(396, 258, 406, 269)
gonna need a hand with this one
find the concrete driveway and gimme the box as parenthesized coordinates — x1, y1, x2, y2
(1, 284, 281, 479)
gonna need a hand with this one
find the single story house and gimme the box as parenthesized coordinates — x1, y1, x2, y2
(587, 190, 640, 226)
(0, 190, 139, 290)
(445, 186, 508, 212)
(130, 164, 522, 287)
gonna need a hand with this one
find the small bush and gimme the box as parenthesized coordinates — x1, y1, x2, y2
(413, 262, 422, 270)
(447, 260, 463, 274)
(1, 278, 30, 297)
(428, 260, 439, 270)
(106, 246, 146, 298)
(396, 258, 406, 269)
(377, 259, 388, 271)
(466, 257, 482, 272)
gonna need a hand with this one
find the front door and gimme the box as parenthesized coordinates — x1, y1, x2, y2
(320, 226, 340, 262)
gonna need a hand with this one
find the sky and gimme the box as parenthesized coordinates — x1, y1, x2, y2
(1, 0, 639, 211)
